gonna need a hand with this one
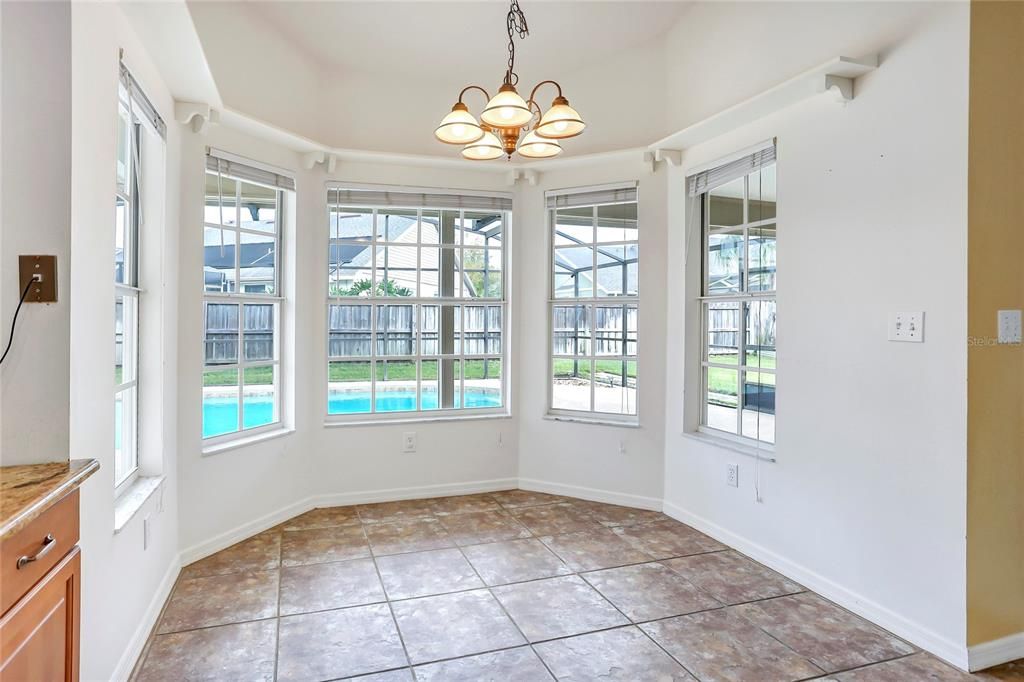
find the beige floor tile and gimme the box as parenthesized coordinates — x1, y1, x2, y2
(277, 603, 407, 681)
(376, 547, 483, 600)
(540, 528, 653, 571)
(569, 500, 668, 528)
(279, 558, 385, 615)
(490, 489, 567, 509)
(582, 561, 721, 621)
(641, 608, 824, 682)
(438, 509, 531, 546)
(664, 550, 803, 604)
(462, 538, 572, 585)
(179, 531, 280, 579)
(135, 620, 277, 682)
(365, 517, 454, 555)
(413, 646, 553, 681)
(157, 570, 278, 634)
(281, 505, 360, 531)
(823, 652, 974, 680)
(429, 493, 502, 516)
(535, 626, 696, 681)
(512, 502, 604, 536)
(492, 575, 628, 642)
(612, 519, 726, 559)
(281, 524, 371, 567)
(357, 499, 437, 524)
(391, 589, 525, 664)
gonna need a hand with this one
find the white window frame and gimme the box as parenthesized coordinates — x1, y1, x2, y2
(547, 185, 639, 424)
(325, 189, 510, 424)
(202, 166, 285, 446)
(114, 86, 141, 495)
(698, 162, 776, 447)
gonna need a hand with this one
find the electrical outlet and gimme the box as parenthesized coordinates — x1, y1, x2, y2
(618, 440, 627, 455)
(727, 463, 739, 488)
(143, 514, 152, 550)
(997, 310, 1022, 344)
(402, 432, 417, 453)
(888, 311, 924, 342)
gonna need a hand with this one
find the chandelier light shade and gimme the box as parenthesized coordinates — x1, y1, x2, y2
(433, 0, 585, 161)
(435, 103, 484, 144)
(462, 130, 505, 160)
(517, 129, 562, 158)
(535, 96, 586, 139)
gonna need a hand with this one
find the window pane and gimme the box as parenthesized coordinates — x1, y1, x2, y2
(705, 366, 738, 434)
(329, 264, 372, 297)
(374, 360, 417, 412)
(329, 304, 372, 357)
(421, 304, 460, 355)
(239, 232, 276, 294)
(115, 295, 137, 384)
(117, 102, 130, 193)
(594, 305, 636, 357)
(378, 209, 418, 242)
(553, 305, 589, 356)
(419, 247, 439, 297)
(114, 386, 137, 485)
(203, 368, 239, 438)
(239, 182, 277, 233)
(706, 301, 740, 365)
(328, 361, 372, 415)
(706, 231, 743, 294)
(462, 212, 502, 248)
(204, 227, 237, 293)
(748, 224, 776, 292)
(742, 370, 775, 444)
(420, 359, 439, 410)
(243, 303, 274, 362)
(748, 164, 776, 222)
(461, 248, 501, 298)
(596, 245, 635, 297)
(708, 177, 744, 226)
(243, 365, 277, 429)
(463, 305, 502, 355)
(596, 202, 638, 243)
(419, 210, 441, 245)
(553, 207, 594, 245)
(554, 246, 594, 298)
(212, 174, 239, 227)
(376, 304, 416, 356)
(331, 207, 376, 242)
(465, 358, 502, 409)
(204, 302, 239, 366)
(593, 360, 636, 415)
(745, 300, 777, 369)
(374, 245, 418, 296)
(553, 359, 591, 411)
(115, 197, 128, 284)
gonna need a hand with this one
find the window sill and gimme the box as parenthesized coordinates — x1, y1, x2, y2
(324, 411, 512, 428)
(114, 475, 164, 534)
(681, 430, 776, 462)
(544, 414, 641, 428)
(202, 427, 295, 457)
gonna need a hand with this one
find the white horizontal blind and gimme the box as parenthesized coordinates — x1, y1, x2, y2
(206, 153, 296, 192)
(119, 62, 166, 139)
(687, 145, 776, 197)
(546, 182, 637, 209)
(329, 186, 512, 211)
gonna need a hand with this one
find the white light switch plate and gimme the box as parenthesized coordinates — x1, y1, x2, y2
(888, 312, 924, 342)
(402, 431, 417, 453)
(998, 310, 1022, 344)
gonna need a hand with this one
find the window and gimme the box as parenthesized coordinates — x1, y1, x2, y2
(696, 146, 776, 444)
(203, 153, 293, 442)
(115, 82, 142, 490)
(326, 186, 510, 420)
(548, 183, 638, 421)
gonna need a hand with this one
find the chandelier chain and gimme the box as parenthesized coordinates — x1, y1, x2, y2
(505, 0, 528, 85)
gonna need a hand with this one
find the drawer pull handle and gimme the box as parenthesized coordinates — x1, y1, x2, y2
(16, 534, 56, 569)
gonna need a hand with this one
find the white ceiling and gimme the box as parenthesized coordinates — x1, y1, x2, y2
(246, 1, 689, 79)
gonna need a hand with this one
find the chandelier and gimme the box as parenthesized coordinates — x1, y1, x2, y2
(433, 0, 586, 161)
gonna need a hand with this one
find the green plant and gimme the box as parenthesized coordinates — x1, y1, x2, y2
(330, 278, 412, 297)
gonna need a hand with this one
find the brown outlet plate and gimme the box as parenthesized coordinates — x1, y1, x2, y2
(18, 255, 58, 303)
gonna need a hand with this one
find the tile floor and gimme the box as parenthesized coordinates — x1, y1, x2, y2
(132, 490, 1023, 681)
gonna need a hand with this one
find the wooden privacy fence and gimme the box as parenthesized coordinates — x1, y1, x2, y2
(326, 304, 502, 358)
(204, 302, 274, 365)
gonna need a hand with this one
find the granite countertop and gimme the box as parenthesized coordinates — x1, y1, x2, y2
(0, 459, 99, 540)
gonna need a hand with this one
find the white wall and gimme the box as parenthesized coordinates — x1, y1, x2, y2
(662, 1, 969, 663)
(0, 0, 71, 465)
(515, 156, 669, 507)
(69, 4, 182, 679)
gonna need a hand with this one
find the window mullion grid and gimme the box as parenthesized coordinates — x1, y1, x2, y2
(369, 212, 378, 412)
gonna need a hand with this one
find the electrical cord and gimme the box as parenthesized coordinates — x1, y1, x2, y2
(0, 279, 36, 366)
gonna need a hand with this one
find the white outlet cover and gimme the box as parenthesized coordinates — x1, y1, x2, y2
(727, 463, 739, 488)
(888, 311, 924, 342)
(997, 310, 1022, 344)
(402, 432, 417, 453)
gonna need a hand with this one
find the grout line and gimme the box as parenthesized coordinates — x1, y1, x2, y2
(362, 522, 416, 672)
(272, 540, 283, 681)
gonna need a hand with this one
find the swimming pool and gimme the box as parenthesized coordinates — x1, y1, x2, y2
(202, 389, 502, 438)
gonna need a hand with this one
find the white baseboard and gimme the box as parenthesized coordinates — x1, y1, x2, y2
(662, 500, 970, 671)
(314, 477, 519, 508)
(178, 478, 518, 566)
(519, 477, 663, 511)
(110, 555, 181, 681)
(968, 632, 1024, 672)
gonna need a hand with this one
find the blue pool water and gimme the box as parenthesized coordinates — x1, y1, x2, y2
(202, 389, 501, 438)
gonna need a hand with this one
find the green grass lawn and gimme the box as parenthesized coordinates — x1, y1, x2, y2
(203, 360, 503, 386)
(706, 352, 775, 396)
(552, 359, 636, 379)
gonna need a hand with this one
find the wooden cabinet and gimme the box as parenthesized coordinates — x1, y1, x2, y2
(0, 489, 82, 682)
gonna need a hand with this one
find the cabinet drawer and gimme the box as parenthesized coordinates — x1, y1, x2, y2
(0, 490, 79, 616)
(0, 547, 80, 682)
